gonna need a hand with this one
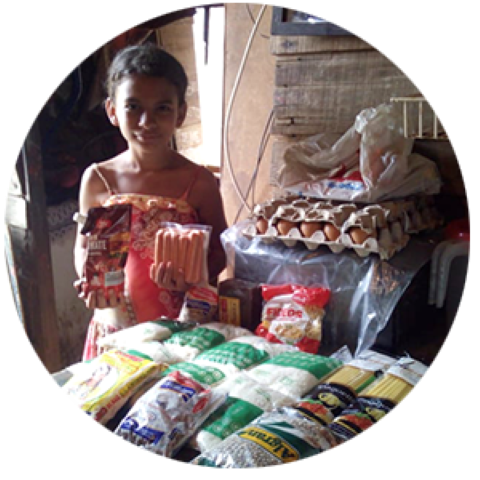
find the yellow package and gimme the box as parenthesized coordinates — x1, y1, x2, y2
(63, 349, 165, 424)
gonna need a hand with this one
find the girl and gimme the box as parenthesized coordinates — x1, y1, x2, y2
(75, 43, 228, 360)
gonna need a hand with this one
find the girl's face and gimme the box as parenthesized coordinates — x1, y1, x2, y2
(105, 74, 186, 154)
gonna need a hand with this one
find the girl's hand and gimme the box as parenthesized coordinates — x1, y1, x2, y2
(149, 261, 189, 292)
(74, 278, 126, 309)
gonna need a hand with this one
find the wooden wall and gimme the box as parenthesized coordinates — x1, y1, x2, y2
(221, 4, 278, 226)
(219, 5, 463, 228)
(157, 17, 203, 163)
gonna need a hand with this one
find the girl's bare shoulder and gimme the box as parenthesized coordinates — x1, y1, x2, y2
(79, 154, 126, 208)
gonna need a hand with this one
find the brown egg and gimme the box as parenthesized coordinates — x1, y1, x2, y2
(276, 219, 296, 236)
(349, 227, 373, 245)
(324, 223, 341, 241)
(256, 218, 268, 234)
(300, 221, 322, 238)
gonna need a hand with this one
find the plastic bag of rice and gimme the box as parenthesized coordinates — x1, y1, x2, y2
(246, 351, 343, 399)
(117, 341, 184, 365)
(192, 372, 296, 452)
(97, 318, 197, 351)
(192, 335, 296, 377)
(191, 405, 338, 468)
(162, 322, 252, 362)
(163, 361, 228, 387)
(115, 370, 227, 457)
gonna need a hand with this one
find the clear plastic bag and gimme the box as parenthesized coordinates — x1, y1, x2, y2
(275, 103, 442, 202)
(222, 223, 436, 357)
(115, 370, 227, 457)
(192, 372, 296, 452)
(191, 406, 337, 468)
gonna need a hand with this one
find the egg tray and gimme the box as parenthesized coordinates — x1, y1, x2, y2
(244, 196, 442, 260)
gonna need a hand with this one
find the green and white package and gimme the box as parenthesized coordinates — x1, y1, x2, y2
(192, 372, 296, 452)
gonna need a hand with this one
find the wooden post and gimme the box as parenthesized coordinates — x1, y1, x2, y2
(6, 123, 63, 373)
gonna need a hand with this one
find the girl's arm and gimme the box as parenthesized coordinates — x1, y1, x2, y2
(193, 168, 228, 283)
(74, 164, 119, 308)
(74, 165, 104, 277)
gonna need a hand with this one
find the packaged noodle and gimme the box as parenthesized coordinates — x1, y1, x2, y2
(178, 285, 219, 324)
(255, 284, 331, 354)
(63, 349, 165, 424)
(80, 204, 132, 299)
(115, 370, 226, 457)
(328, 356, 428, 443)
(303, 349, 397, 417)
(192, 372, 296, 452)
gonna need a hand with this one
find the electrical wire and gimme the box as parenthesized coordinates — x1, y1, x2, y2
(233, 106, 274, 224)
(223, 4, 267, 215)
(245, 3, 270, 39)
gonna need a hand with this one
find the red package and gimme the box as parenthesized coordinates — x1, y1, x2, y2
(256, 284, 330, 354)
(81, 204, 132, 298)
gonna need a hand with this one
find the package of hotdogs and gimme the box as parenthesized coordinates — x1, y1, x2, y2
(155, 223, 218, 323)
(154, 223, 211, 285)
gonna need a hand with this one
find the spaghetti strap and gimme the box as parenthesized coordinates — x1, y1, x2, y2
(180, 165, 202, 201)
(92, 163, 115, 195)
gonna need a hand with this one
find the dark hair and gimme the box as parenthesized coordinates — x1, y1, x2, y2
(106, 43, 188, 105)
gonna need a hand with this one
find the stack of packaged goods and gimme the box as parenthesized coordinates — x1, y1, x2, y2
(328, 356, 427, 443)
(60, 323, 427, 467)
(191, 355, 427, 468)
(190, 349, 344, 453)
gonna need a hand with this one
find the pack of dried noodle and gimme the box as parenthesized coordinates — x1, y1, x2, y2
(256, 284, 331, 354)
(328, 356, 428, 443)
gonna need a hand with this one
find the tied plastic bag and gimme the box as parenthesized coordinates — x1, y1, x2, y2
(276, 103, 441, 202)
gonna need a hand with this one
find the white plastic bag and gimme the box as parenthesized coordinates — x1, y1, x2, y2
(276, 103, 441, 202)
(115, 370, 227, 457)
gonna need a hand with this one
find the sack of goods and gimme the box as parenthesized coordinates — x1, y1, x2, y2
(192, 372, 296, 453)
(115, 370, 226, 457)
(191, 405, 338, 468)
(256, 284, 331, 354)
(62, 349, 165, 425)
(190, 357, 429, 469)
